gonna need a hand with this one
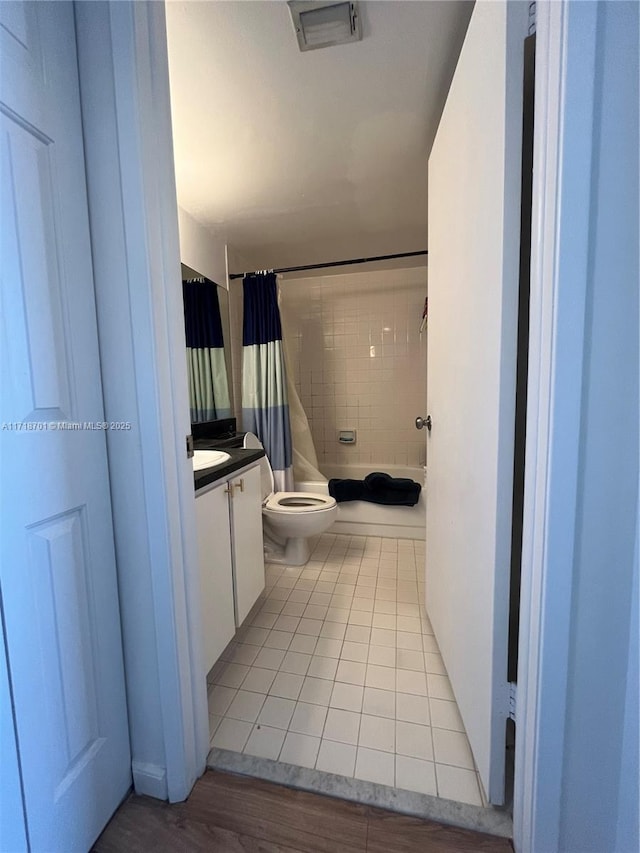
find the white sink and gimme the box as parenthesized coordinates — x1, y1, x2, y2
(192, 450, 231, 471)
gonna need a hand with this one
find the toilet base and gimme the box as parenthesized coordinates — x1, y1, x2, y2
(264, 535, 310, 567)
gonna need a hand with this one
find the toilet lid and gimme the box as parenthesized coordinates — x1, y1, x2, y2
(243, 431, 275, 500)
(264, 492, 337, 513)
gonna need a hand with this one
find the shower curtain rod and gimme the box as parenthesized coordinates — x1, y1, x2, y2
(228, 249, 428, 280)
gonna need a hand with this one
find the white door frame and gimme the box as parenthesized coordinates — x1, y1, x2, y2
(513, 2, 605, 851)
(74, 0, 208, 803)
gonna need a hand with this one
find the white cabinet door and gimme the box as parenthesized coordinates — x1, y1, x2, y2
(229, 466, 265, 626)
(426, 0, 528, 804)
(0, 3, 130, 849)
(195, 485, 236, 674)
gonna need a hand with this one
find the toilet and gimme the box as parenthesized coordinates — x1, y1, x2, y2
(243, 432, 337, 566)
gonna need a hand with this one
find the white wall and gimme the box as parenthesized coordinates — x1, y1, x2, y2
(280, 266, 427, 468)
(178, 206, 227, 288)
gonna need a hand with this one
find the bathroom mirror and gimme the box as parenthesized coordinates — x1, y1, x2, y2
(181, 263, 234, 422)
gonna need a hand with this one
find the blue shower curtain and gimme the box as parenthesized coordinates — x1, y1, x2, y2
(183, 278, 231, 422)
(242, 273, 293, 491)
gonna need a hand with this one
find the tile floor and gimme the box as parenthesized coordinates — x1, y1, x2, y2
(207, 533, 484, 807)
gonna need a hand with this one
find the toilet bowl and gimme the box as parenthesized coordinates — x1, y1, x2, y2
(243, 432, 337, 566)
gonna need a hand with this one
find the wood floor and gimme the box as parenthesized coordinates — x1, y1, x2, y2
(93, 770, 513, 853)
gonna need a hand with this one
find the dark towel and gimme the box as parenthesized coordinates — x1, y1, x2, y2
(329, 472, 421, 507)
(328, 479, 366, 502)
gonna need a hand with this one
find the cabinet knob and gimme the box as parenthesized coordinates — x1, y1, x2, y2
(235, 478, 244, 493)
(224, 484, 234, 497)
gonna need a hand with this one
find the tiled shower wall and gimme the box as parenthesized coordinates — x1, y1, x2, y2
(279, 266, 427, 468)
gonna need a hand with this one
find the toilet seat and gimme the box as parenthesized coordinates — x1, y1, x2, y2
(264, 492, 336, 513)
(243, 432, 335, 514)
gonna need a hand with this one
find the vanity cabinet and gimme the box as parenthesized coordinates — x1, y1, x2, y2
(195, 462, 265, 675)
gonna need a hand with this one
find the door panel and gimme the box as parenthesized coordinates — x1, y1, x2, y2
(425, 0, 527, 803)
(230, 466, 265, 626)
(0, 2, 130, 849)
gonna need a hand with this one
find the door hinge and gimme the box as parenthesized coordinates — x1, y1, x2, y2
(186, 434, 194, 459)
(508, 682, 517, 721)
(528, 1, 536, 34)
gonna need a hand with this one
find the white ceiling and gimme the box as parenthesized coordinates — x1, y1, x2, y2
(165, 1, 472, 270)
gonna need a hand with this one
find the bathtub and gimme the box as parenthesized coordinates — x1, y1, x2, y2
(296, 463, 426, 540)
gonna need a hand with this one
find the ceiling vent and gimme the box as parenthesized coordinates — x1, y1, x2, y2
(287, 1, 362, 52)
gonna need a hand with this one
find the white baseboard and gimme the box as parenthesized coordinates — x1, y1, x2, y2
(131, 760, 168, 800)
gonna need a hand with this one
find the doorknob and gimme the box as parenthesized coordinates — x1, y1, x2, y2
(415, 415, 432, 432)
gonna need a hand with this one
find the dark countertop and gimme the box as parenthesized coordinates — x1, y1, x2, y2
(194, 448, 265, 492)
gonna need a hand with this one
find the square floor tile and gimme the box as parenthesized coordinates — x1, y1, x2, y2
(208, 714, 222, 741)
(362, 687, 395, 719)
(253, 647, 286, 671)
(280, 651, 312, 675)
(240, 667, 277, 694)
(396, 631, 423, 651)
(425, 653, 447, 675)
(396, 649, 425, 672)
(257, 696, 296, 730)
(422, 634, 440, 654)
(432, 728, 475, 769)
(299, 676, 334, 706)
(314, 638, 343, 659)
(243, 724, 286, 760)
(281, 601, 306, 617)
(264, 630, 293, 650)
(427, 673, 455, 701)
(274, 615, 301, 633)
(297, 618, 323, 637)
(279, 732, 321, 769)
(348, 610, 373, 627)
(288, 634, 318, 654)
(396, 692, 430, 725)
(303, 604, 328, 620)
(396, 603, 420, 617)
(226, 690, 266, 723)
(316, 739, 357, 777)
(230, 643, 260, 666)
(370, 628, 396, 648)
(365, 664, 396, 692)
(375, 588, 396, 602)
(307, 655, 339, 680)
(330, 682, 364, 712)
(323, 708, 361, 745)
(359, 714, 395, 752)
(396, 616, 421, 633)
(352, 596, 374, 612)
(429, 698, 464, 732)
(344, 625, 370, 644)
(395, 755, 437, 796)
(320, 621, 347, 640)
(269, 671, 304, 700)
(341, 641, 369, 663)
(216, 663, 249, 689)
(367, 645, 396, 668)
(330, 594, 353, 609)
(251, 611, 278, 629)
(396, 721, 433, 761)
(335, 660, 367, 686)
(289, 702, 328, 737)
(325, 607, 350, 624)
(208, 685, 236, 716)
(374, 600, 397, 615)
(372, 613, 397, 630)
(211, 718, 252, 752)
(397, 669, 427, 696)
(435, 764, 482, 806)
(355, 747, 395, 786)
(242, 627, 270, 646)
(261, 599, 285, 614)
(288, 590, 311, 604)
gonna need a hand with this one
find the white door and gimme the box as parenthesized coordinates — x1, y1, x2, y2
(425, 0, 528, 804)
(0, 2, 131, 849)
(195, 484, 236, 673)
(230, 466, 265, 626)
